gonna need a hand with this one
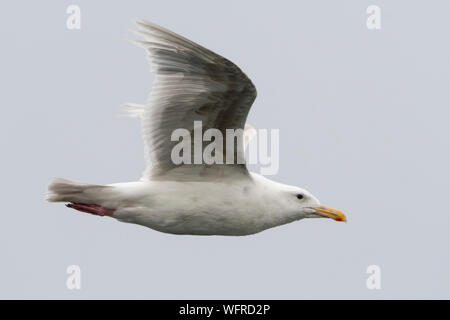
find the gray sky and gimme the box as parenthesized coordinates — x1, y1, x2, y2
(1, 0, 449, 299)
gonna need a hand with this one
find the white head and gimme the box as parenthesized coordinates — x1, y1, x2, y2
(280, 184, 347, 222)
(251, 173, 346, 223)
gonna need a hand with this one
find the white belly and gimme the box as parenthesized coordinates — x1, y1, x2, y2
(109, 177, 292, 236)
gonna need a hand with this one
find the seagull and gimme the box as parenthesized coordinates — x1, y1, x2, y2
(47, 20, 346, 236)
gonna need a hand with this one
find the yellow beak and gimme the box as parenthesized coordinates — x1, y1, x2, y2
(312, 205, 347, 222)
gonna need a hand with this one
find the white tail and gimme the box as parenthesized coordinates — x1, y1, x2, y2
(46, 178, 111, 203)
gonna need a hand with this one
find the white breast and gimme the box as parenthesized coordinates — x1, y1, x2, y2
(109, 173, 296, 235)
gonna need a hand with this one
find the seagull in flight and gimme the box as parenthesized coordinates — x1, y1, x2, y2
(47, 20, 346, 236)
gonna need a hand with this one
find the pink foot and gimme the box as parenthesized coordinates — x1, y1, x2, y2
(66, 203, 115, 216)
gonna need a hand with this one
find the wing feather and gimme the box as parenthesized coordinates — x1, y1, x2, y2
(133, 20, 257, 180)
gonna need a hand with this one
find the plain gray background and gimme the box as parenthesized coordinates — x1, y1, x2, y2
(1, 0, 449, 299)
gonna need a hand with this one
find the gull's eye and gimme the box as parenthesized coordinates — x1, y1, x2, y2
(296, 194, 304, 200)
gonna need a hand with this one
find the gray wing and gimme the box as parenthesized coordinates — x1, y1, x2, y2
(132, 20, 257, 180)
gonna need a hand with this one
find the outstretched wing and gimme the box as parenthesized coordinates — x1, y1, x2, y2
(132, 20, 257, 180)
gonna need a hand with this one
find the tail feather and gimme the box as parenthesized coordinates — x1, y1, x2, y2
(46, 178, 111, 203)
